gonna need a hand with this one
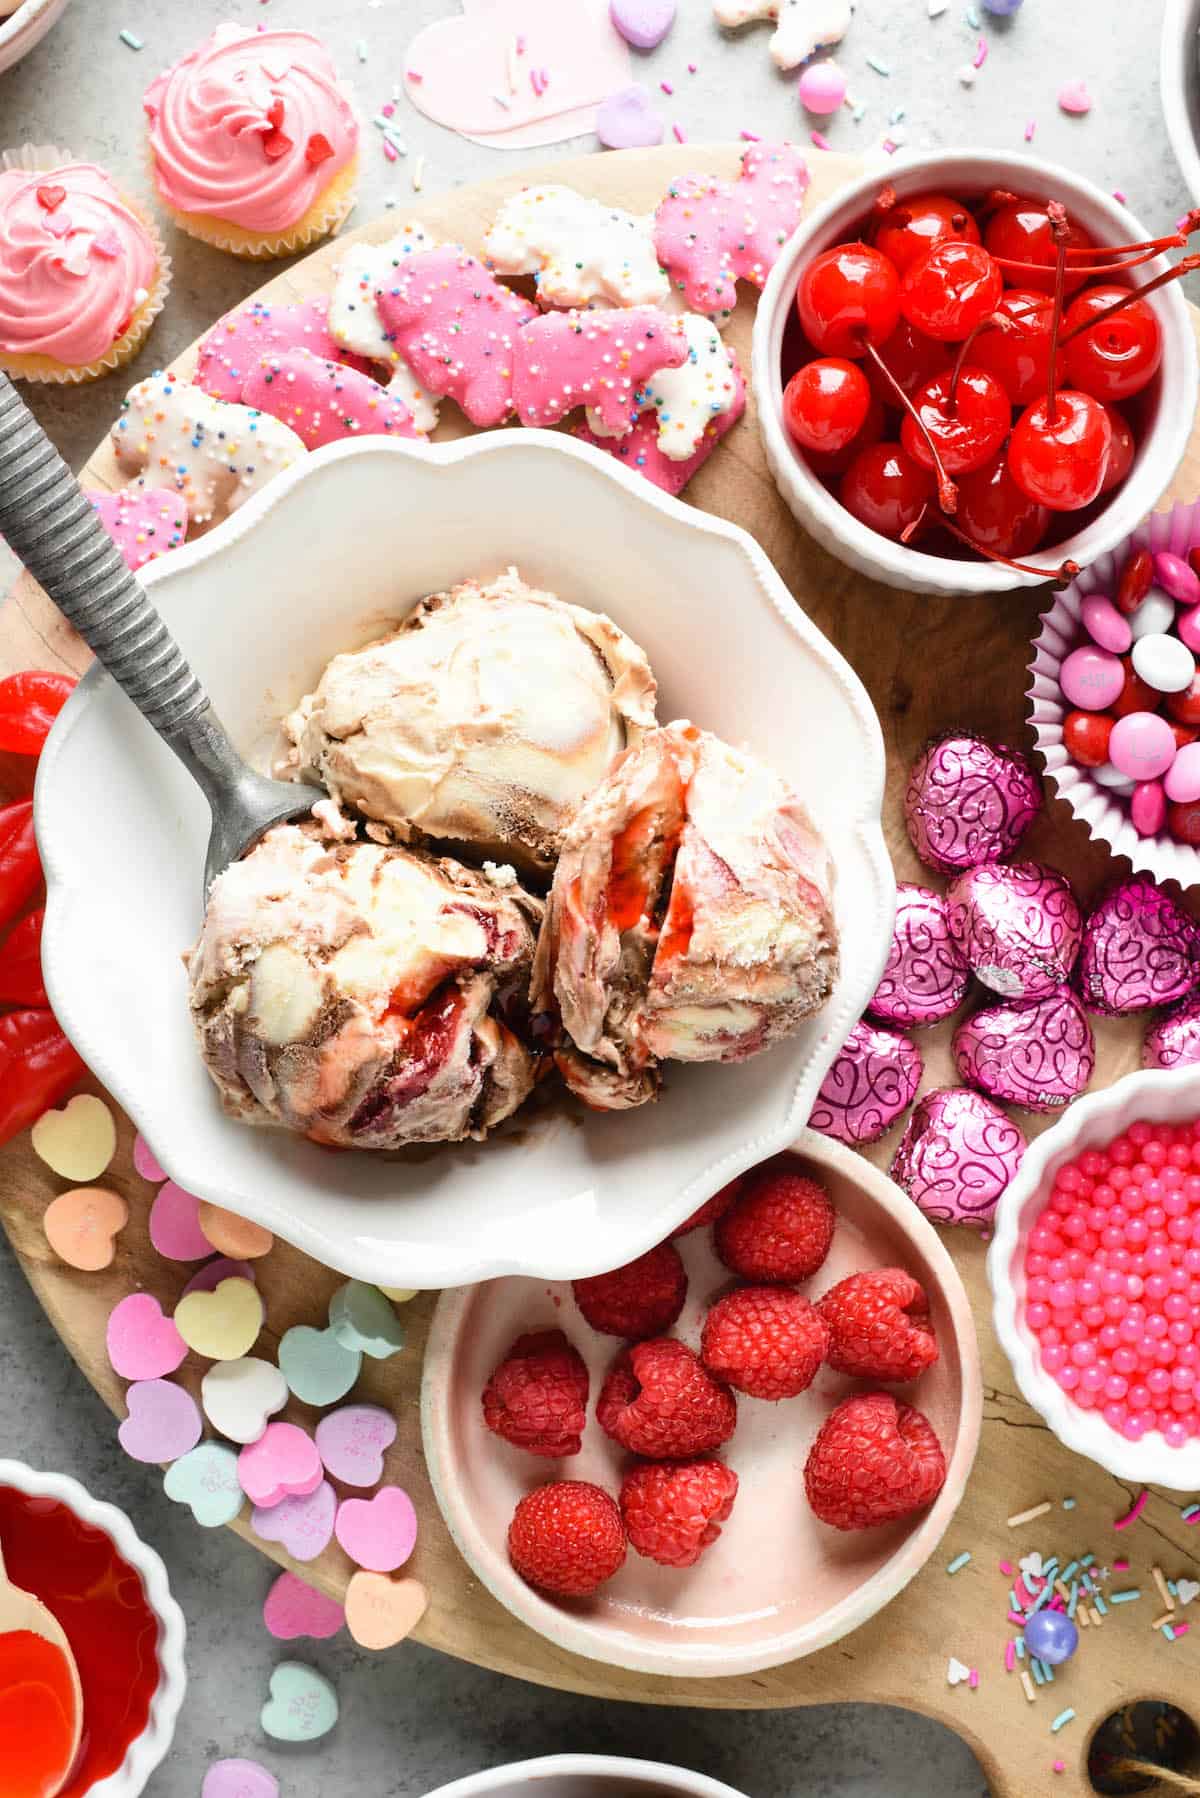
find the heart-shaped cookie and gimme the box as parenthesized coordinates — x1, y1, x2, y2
(238, 1422, 323, 1509)
(263, 1570, 345, 1642)
(31, 1093, 116, 1181)
(334, 1485, 418, 1573)
(163, 1440, 244, 1527)
(174, 1277, 264, 1361)
(43, 1186, 128, 1271)
(118, 1379, 203, 1465)
(252, 1481, 338, 1563)
(107, 1292, 188, 1381)
(328, 1282, 406, 1361)
(344, 1572, 429, 1651)
(315, 1405, 397, 1487)
(201, 1356, 288, 1445)
(278, 1325, 361, 1406)
(260, 1662, 338, 1743)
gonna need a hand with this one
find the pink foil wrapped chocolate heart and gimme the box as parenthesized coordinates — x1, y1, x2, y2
(1143, 993, 1200, 1068)
(868, 883, 971, 1027)
(890, 1086, 1025, 1227)
(808, 1017, 922, 1145)
(952, 986, 1095, 1112)
(946, 862, 1082, 999)
(1076, 876, 1200, 1016)
(905, 731, 1041, 875)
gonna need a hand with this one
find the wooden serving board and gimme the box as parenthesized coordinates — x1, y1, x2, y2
(3, 144, 1200, 1798)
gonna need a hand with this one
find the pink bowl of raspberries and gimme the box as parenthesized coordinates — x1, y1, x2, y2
(421, 1131, 982, 1677)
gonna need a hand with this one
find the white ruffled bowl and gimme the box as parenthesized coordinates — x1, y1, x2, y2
(1028, 498, 1200, 889)
(0, 1461, 186, 1795)
(988, 1066, 1200, 1487)
(423, 1757, 750, 1798)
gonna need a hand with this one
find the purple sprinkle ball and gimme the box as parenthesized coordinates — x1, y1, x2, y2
(904, 731, 1042, 875)
(891, 1086, 1025, 1227)
(953, 986, 1095, 1112)
(946, 861, 1083, 1000)
(868, 884, 971, 1027)
(1076, 876, 1200, 1015)
(809, 1017, 922, 1146)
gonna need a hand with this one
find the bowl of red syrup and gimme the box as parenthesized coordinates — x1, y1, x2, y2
(989, 1067, 1200, 1486)
(0, 1462, 185, 1796)
(752, 150, 1198, 596)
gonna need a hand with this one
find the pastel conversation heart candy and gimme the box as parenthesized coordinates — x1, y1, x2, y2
(196, 1202, 274, 1261)
(344, 1572, 429, 1651)
(239, 350, 418, 450)
(483, 184, 668, 310)
(653, 141, 810, 313)
(89, 488, 189, 573)
(328, 1282, 406, 1360)
(31, 1093, 116, 1181)
(163, 1440, 244, 1527)
(596, 85, 665, 150)
(252, 1480, 338, 1562)
(175, 1277, 264, 1361)
(611, 0, 676, 49)
(107, 1292, 187, 1381)
(238, 1422, 323, 1508)
(43, 1186, 128, 1271)
(201, 1356, 288, 1445)
(260, 1662, 338, 1744)
(263, 1569, 345, 1642)
(119, 1379, 202, 1464)
(150, 1181, 214, 1261)
(194, 294, 369, 404)
(132, 1132, 168, 1183)
(334, 1485, 418, 1573)
(183, 1257, 258, 1298)
(513, 306, 688, 436)
(202, 1761, 279, 1798)
(572, 352, 744, 494)
(374, 247, 537, 426)
(315, 1405, 398, 1487)
(278, 1326, 361, 1407)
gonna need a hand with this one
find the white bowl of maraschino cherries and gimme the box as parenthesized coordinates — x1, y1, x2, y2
(753, 150, 1200, 596)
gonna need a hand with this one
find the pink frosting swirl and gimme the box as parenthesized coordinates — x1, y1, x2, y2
(144, 25, 358, 235)
(0, 163, 159, 366)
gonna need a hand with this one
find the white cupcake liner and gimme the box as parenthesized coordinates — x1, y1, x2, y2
(0, 142, 170, 381)
(1027, 497, 1200, 890)
(144, 137, 359, 262)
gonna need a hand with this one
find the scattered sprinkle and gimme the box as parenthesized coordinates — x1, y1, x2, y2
(355, 38, 368, 62)
(1050, 1709, 1076, 1735)
(1061, 1499, 1076, 1511)
(1151, 1609, 1176, 1631)
(1162, 1622, 1178, 1641)
(888, 106, 906, 125)
(1114, 1559, 1129, 1572)
(118, 27, 144, 49)
(1112, 189, 1127, 204)
(968, 1669, 979, 1690)
(1005, 1640, 1016, 1672)
(383, 139, 398, 163)
(660, 80, 674, 94)
(412, 155, 425, 192)
(1015, 1637, 1026, 1658)
(687, 61, 697, 72)
(1030, 1658, 1045, 1686)
(973, 36, 988, 67)
(407, 69, 423, 84)
(1053, 1762, 1066, 1775)
(1109, 1588, 1141, 1604)
(1183, 1504, 1200, 1524)
(1092, 1592, 1108, 1617)
(1020, 1671, 1036, 1703)
(492, 93, 511, 109)
(947, 1552, 972, 1576)
(999, 1561, 1014, 1577)
(1152, 1566, 1175, 1612)
(811, 130, 832, 150)
(1114, 1490, 1149, 1531)
(381, 101, 396, 117)
(965, 3, 980, 22)
(851, 103, 867, 122)
(866, 55, 892, 76)
(672, 122, 687, 142)
(739, 128, 761, 140)
(1175, 1621, 1192, 1638)
(1007, 1610, 1025, 1626)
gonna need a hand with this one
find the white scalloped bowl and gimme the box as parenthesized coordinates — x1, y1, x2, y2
(0, 1461, 186, 1795)
(36, 433, 892, 1288)
(423, 1756, 749, 1798)
(988, 1067, 1200, 1488)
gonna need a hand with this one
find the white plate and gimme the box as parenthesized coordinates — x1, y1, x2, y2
(37, 432, 892, 1288)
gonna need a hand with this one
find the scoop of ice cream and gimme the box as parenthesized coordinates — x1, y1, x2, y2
(531, 721, 839, 1109)
(284, 569, 658, 876)
(187, 824, 543, 1149)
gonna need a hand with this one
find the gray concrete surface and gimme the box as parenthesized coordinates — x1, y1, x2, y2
(0, 0, 1192, 1790)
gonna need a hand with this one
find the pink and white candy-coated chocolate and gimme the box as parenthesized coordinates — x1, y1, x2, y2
(808, 1017, 922, 1146)
(890, 1086, 1025, 1228)
(373, 246, 537, 426)
(652, 141, 810, 314)
(512, 306, 688, 436)
(194, 296, 368, 404)
(88, 488, 188, 571)
(1155, 551, 1200, 606)
(1143, 992, 1200, 1068)
(952, 986, 1095, 1112)
(1076, 875, 1200, 1014)
(904, 731, 1041, 875)
(946, 861, 1083, 1001)
(867, 883, 971, 1028)
(238, 349, 417, 449)
(572, 353, 745, 493)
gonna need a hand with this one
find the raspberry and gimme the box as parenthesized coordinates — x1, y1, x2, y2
(714, 1156, 835, 1283)
(597, 1338, 737, 1459)
(804, 1392, 947, 1531)
(619, 1458, 739, 1567)
(507, 1480, 627, 1595)
(700, 1285, 829, 1400)
(817, 1268, 939, 1384)
(669, 1178, 742, 1239)
(482, 1330, 589, 1457)
(573, 1242, 687, 1339)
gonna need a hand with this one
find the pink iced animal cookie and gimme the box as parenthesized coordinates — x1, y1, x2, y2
(653, 141, 810, 314)
(194, 295, 369, 404)
(88, 488, 189, 571)
(374, 246, 537, 426)
(574, 352, 745, 494)
(239, 351, 419, 450)
(513, 306, 688, 436)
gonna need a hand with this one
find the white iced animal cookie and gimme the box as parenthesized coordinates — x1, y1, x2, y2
(328, 225, 441, 434)
(586, 313, 738, 460)
(483, 185, 670, 310)
(111, 372, 305, 527)
(713, 0, 853, 70)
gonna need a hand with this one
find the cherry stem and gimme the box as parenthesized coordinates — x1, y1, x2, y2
(1056, 252, 1200, 346)
(857, 333, 958, 513)
(948, 311, 1012, 415)
(992, 243, 1185, 281)
(902, 502, 1081, 586)
(1044, 201, 1071, 426)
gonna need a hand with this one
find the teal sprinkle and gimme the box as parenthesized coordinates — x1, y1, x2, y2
(1163, 1623, 1178, 1642)
(965, 5, 981, 24)
(355, 38, 369, 61)
(1010, 1588, 1020, 1613)
(866, 55, 891, 75)
(1030, 1659, 1045, 1686)
(1029, 1578, 1057, 1616)
(1042, 1660, 1055, 1683)
(1067, 1584, 1079, 1620)
(119, 27, 144, 48)
(946, 1552, 971, 1575)
(1062, 1498, 1077, 1511)
(1182, 1504, 1200, 1522)
(1110, 1589, 1141, 1604)
(851, 104, 867, 122)
(1015, 1638, 1026, 1659)
(1093, 1593, 1108, 1616)
(888, 106, 906, 124)
(1050, 1709, 1076, 1734)
(1081, 1554, 1095, 1567)
(1061, 1562, 1079, 1583)
(1168, 1579, 1179, 1596)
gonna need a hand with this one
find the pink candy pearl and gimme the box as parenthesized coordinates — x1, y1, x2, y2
(797, 59, 847, 113)
(1154, 551, 1200, 607)
(1060, 644, 1125, 710)
(1131, 778, 1167, 837)
(1165, 741, 1200, 803)
(1108, 711, 1177, 780)
(1081, 592, 1133, 654)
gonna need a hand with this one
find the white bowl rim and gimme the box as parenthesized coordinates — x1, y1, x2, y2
(420, 1127, 982, 1678)
(422, 1755, 751, 1798)
(988, 1064, 1200, 1488)
(0, 1459, 186, 1796)
(0, 0, 70, 53)
(1161, 0, 1200, 205)
(752, 146, 1199, 597)
(36, 428, 894, 1289)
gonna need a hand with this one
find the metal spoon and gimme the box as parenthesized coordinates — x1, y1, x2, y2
(0, 372, 324, 899)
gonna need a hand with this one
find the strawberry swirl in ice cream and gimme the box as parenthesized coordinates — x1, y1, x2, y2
(143, 24, 358, 236)
(0, 163, 159, 366)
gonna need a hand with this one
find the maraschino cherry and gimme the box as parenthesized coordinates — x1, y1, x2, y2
(955, 453, 1050, 556)
(840, 442, 933, 537)
(899, 367, 1010, 475)
(1064, 284, 1164, 400)
(795, 243, 900, 357)
(984, 199, 1095, 295)
(900, 240, 1003, 340)
(969, 289, 1065, 405)
(783, 358, 871, 454)
(864, 316, 946, 401)
(871, 189, 981, 276)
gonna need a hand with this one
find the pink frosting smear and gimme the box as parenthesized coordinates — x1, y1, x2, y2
(143, 24, 358, 235)
(0, 162, 159, 366)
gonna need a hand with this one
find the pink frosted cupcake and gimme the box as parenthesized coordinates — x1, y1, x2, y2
(143, 24, 359, 260)
(0, 147, 168, 383)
